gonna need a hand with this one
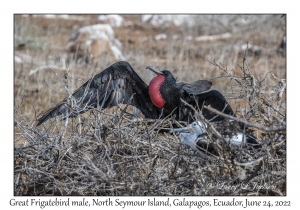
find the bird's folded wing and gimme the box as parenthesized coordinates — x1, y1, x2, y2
(176, 80, 212, 95)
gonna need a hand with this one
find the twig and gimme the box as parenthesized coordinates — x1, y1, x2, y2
(234, 156, 264, 166)
(203, 105, 286, 132)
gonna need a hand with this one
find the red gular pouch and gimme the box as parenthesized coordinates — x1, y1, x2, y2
(148, 74, 165, 108)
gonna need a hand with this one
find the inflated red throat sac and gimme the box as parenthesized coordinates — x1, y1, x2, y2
(148, 75, 165, 108)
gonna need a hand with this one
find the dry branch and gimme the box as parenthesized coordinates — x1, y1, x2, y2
(203, 105, 286, 132)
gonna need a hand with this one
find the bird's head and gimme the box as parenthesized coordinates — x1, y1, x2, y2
(146, 66, 177, 109)
(146, 66, 176, 85)
(170, 121, 208, 151)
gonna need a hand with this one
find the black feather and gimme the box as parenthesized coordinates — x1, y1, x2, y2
(37, 61, 236, 126)
(37, 61, 160, 126)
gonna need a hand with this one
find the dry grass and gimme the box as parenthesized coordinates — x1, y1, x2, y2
(14, 14, 286, 196)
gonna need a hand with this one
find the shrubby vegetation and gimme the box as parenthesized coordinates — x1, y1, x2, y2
(14, 15, 286, 195)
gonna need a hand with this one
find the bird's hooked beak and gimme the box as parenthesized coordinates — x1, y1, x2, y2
(146, 66, 164, 75)
(170, 125, 193, 133)
(170, 121, 207, 134)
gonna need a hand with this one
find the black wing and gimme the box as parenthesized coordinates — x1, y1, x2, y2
(179, 85, 235, 122)
(195, 90, 235, 121)
(176, 80, 212, 95)
(37, 61, 160, 126)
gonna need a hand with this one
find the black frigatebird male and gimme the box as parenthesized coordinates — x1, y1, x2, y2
(37, 61, 234, 126)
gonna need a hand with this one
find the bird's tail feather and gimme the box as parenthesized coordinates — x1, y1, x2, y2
(245, 134, 261, 148)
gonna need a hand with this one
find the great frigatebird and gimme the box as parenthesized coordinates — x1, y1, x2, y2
(37, 61, 235, 126)
(170, 121, 260, 157)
